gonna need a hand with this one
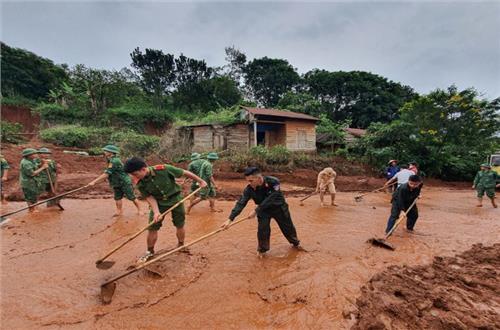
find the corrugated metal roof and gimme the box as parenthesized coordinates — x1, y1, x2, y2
(241, 106, 318, 121)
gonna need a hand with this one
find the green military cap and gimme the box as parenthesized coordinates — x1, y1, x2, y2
(38, 147, 52, 154)
(102, 145, 120, 154)
(190, 152, 201, 161)
(480, 163, 491, 168)
(207, 152, 219, 160)
(21, 148, 38, 157)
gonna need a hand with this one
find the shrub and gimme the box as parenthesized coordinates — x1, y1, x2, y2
(110, 131, 160, 157)
(40, 125, 113, 148)
(1, 121, 25, 144)
(35, 103, 85, 124)
(107, 103, 173, 132)
(0, 95, 37, 108)
(266, 145, 291, 165)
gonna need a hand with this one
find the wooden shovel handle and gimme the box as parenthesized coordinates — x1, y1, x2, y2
(101, 214, 252, 287)
(96, 187, 202, 263)
(384, 197, 419, 239)
(0, 184, 89, 218)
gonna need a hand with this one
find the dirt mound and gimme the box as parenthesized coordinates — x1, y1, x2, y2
(352, 243, 500, 330)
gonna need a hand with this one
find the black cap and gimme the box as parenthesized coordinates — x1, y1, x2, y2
(124, 157, 147, 173)
(409, 174, 422, 182)
(244, 166, 260, 176)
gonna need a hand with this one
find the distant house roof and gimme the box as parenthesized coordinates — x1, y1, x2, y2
(241, 106, 319, 122)
(345, 128, 366, 137)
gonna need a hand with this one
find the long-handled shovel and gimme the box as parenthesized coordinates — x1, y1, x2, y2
(367, 197, 419, 250)
(100, 214, 252, 304)
(354, 182, 396, 202)
(46, 169, 64, 211)
(0, 184, 90, 220)
(299, 191, 317, 206)
(95, 187, 202, 270)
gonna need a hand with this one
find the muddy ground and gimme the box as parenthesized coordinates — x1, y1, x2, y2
(1, 187, 498, 329)
(1, 142, 470, 202)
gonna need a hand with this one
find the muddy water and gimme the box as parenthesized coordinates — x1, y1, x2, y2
(1, 188, 498, 329)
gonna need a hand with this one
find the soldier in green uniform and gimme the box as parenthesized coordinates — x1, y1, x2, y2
(472, 163, 499, 208)
(221, 167, 301, 256)
(187, 152, 221, 214)
(1, 154, 10, 203)
(88, 145, 141, 217)
(124, 157, 207, 263)
(37, 147, 61, 207)
(19, 148, 48, 212)
(185, 152, 205, 200)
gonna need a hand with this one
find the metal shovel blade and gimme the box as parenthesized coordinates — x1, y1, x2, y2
(367, 238, 395, 251)
(95, 260, 116, 270)
(100, 282, 117, 304)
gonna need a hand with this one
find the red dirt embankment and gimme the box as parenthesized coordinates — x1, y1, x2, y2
(1, 142, 471, 202)
(353, 243, 500, 330)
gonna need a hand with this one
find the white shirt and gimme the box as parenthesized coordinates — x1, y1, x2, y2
(394, 169, 414, 185)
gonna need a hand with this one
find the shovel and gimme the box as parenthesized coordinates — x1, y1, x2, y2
(367, 197, 419, 250)
(46, 169, 64, 210)
(299, 191, 317, 206)
(354, 182, 396, 202)
(0, 184, 90, 220)
(100, 214, 252, 304)
(95, 187, 202, 270)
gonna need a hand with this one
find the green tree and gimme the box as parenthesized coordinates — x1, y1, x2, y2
(357, 86, 500, 180)
(243, 57, 300, 107)
(223, 46, 247, 85)
(1, 42, 67, 100)
(277, 91, 322, 115)
(130, 47, 176, 108)
(304, 70, 416, 128)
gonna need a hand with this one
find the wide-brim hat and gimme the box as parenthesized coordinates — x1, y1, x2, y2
(22, 148, 38, 157)
(38, 147, 52, 154)
(480, 163, 491, 168)
(388, 159, 397, 164)
(191, 152, 201, 161)
(102, 145, 119, 154)
(207, 152, 219, 160)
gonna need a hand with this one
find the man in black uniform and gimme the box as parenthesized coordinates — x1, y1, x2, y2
(385, 174, 423, 234)
(221, 167, 301, 255)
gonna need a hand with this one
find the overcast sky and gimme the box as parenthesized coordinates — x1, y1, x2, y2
(1, 1, 499, 99)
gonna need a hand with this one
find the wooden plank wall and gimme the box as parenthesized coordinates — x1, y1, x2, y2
(192, 126, 214, 152)
(284, 121, 316, 151)
(226, 124, 249, 150)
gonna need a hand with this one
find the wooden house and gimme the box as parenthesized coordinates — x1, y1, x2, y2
(179, 107, 318, 152)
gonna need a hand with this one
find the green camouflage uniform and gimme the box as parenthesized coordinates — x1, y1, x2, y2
(474, 170, 498, 198)
(105, 156, 136, 201)
(199, 160, 216, 199)
(136, 164, 185, 231)
(37, 159, 58, 206)
(187, 158, 205, 193)
(20, 158, 41, 203)
(1, 157, 10, 197)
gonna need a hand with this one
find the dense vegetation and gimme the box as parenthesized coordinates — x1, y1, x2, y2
(1, 42, 498, 180)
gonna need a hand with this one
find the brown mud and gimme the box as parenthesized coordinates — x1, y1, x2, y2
(1, 187, 498, 329)
(353, 243, 500, 330)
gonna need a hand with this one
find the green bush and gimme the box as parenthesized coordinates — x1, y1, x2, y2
(1, 121, 25, 144)
(109, 131, 160, 157)
(266, 145, 291, 165)
(107, 103, 173, 132)
(0, 95, 37, 108)
(40, 125, 113, 148)
(35, 103, 85, 124)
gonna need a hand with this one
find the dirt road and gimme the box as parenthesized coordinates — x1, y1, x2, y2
(1, 187, 498, 329)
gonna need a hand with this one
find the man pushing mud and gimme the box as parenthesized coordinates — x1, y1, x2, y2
(124, 157, 207, 263)
(221, 167, 301, 256)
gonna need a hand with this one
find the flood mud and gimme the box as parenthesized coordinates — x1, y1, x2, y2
(1, 186, 499, 329)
